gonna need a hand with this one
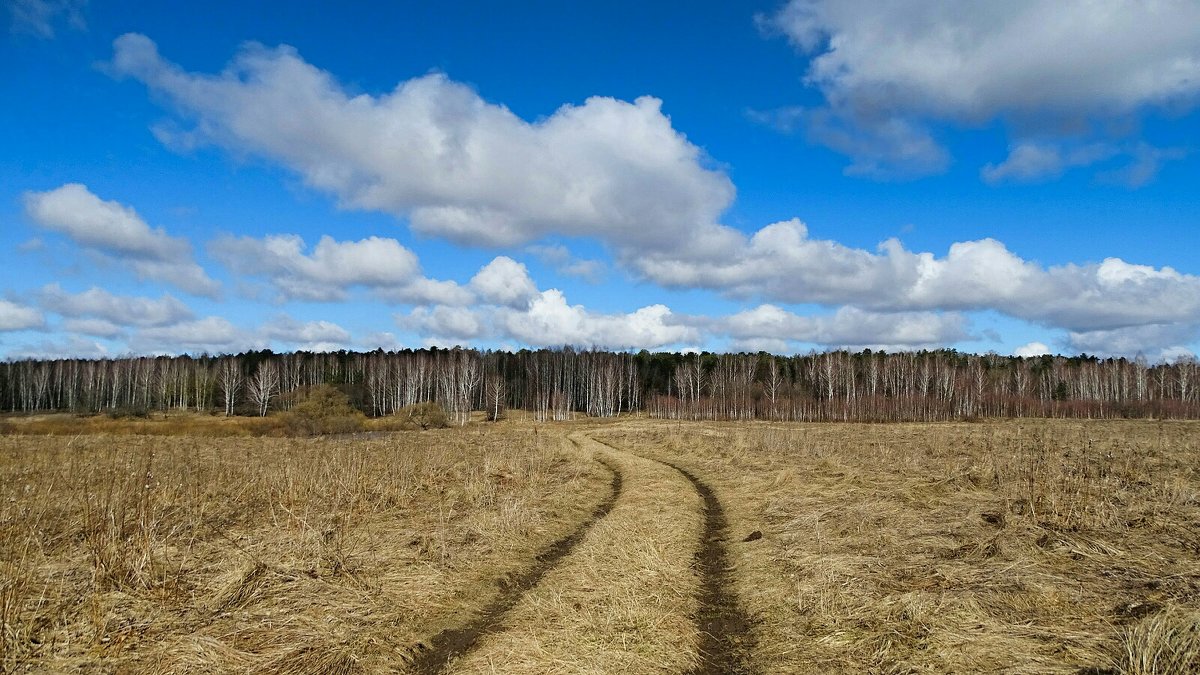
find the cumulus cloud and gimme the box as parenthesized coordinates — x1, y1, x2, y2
(376, 277, 474, 307)
(721, 304, 972, 350)
(38, 283, 193, 327)
(499, 290, 696, 349)
(402, 305, 488, 342)
(210, 233, 431, 302)
(109, 33, 736, 254)
(399, 292, 967, 353)
(761, 0, 1200, 179)
(400, 286, 697, 350)
(129, 316, 262, 355)
(1014, 341, 1052, 357)
(469, 256, 538, 308)
(1066, 323, 1200, 360)
(359, 331, 403, 351)
(0, 300, 45, 332)
(4, 335, 107, 360)
(23, 184, 219, 296)
(62, 318, 124, 339)
(637, 218, 1200, 332)
(56, 311, 356, 356)
(101, 30, 1198, 351)
(261, 315, 351, 351)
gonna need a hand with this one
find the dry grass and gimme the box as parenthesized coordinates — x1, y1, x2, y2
(5, 416, 1197, 674)
(604, 419, 1200, 674)
(0, 425, 609, 673)
(449, 431, 704, 674)
(0, 409, 455, 438)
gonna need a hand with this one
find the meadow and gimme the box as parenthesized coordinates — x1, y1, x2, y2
(2, 416, 1197, 673)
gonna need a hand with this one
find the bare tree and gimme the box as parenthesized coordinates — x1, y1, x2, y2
(484, 373, 507, 421)
(217, 357, 243, 416)
(247, 360, 280, 417)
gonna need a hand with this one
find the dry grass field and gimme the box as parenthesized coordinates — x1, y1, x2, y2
(601, 419, 1200, 674)
(2, 417, 1198, 673)
(0, 424, 609, 673)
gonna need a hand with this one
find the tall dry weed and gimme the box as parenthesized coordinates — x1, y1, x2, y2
(0, 427, 606, 672)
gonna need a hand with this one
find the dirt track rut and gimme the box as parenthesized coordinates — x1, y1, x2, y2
(664, 461, 755, 675)
(409, 453, 623, 674)
(413, 432, 754, 673)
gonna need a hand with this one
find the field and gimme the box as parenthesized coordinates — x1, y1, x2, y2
(2, 418, 1198, 673)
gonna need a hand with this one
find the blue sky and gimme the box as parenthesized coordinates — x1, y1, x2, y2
(2, 0, 1198, 361)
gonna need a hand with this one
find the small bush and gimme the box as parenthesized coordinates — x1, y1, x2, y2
(282, 385, 365, 436)
(395, 401, 450, 430)
(107, 406, 151, 420)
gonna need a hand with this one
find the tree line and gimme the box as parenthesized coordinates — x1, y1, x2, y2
(2, 347, 1197, 422)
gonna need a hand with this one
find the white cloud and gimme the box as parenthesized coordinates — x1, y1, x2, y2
(399, 285, 696, 350)
(498, 290, 695, 349)
(528, 244, 606, 283)
(100, 30, 1200, 348)
(261, 315, 351, 349)
(1160, 347, 1197, 364)
(359, 331, 403, 351)
(62, 318, 124, 339)
(981, 142, 1116, 184)
(109, 33, 736, 253)
(0, 300, 45, 332)
(636, 218, 1200, 332)
(727, 337, 792, 355)
(469, 256, 538, 308)
(377, 277, 474, 307)
(23, 184, 219, 296)
(1014, 341, 1051, 357)
(402, 305, 488, 342)
(1066, 323, 1200, 360)
(210, 233, 424, 302)
(722, 304, 971, 350)
(762, 1, 1200, 179)
(805, 108, 949, 180)
(129, 316, 263, 355)
(38, 283, 193, 327)
(4, 335, 107, 360)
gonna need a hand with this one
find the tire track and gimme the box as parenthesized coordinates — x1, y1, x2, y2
(665, 461, 755, 675)
(407, 453, 623, 674)
(591, 436, 755, 675)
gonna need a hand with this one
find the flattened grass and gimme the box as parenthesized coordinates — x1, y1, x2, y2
(450, 432, 705, 673)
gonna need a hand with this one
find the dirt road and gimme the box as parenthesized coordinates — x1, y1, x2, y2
(406, 429, 755, 674)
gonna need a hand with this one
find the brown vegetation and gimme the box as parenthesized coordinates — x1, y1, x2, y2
(449, 434, 705, 673)
(603, 419, 1200, 673)
(3, 416, 1197, 673)
(0, 426, 608, 672)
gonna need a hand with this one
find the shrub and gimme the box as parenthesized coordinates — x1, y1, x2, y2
(395, 401, 450, 430)
(107, 406, 151, 420)
(282, 385, 365, 436)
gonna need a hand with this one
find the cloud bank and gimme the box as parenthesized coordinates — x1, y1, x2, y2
(761, 0, 1200, 180)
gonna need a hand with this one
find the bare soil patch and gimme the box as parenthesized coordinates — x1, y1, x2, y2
(664, 461, 756, 675)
